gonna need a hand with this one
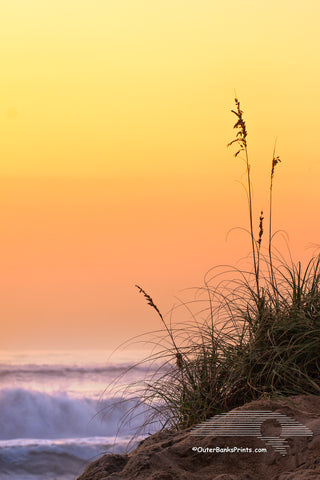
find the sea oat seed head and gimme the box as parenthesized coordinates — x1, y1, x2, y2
(271, 155, 281, 180)
(227, 98, 247, 156)
(258, 211, 264, 247)
(176, 352, 183, 370)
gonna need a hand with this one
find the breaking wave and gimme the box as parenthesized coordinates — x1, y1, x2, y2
(0, 388, 151, 440)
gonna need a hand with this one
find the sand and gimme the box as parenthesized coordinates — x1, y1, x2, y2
(77, 394, 320, 480)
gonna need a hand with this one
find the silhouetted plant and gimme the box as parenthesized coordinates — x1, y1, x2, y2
(112, 98, 320, 434)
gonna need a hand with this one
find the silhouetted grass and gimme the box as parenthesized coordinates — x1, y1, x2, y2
(111, 98, 320, 435)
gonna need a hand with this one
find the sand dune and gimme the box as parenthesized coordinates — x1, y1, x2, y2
(77, 394, 320, 480)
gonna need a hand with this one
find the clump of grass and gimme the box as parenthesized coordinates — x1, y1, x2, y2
(117, 97, 320, 433)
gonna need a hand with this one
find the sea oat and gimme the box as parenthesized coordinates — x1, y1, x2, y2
(258, 211, 264, 248)
(227, 97, 248, 157)
(228, 98, 260, 298)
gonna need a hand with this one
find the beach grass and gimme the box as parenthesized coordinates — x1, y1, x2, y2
(115, 98, 320, 434)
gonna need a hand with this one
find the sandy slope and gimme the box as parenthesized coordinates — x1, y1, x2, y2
(77, 395, 320, 480)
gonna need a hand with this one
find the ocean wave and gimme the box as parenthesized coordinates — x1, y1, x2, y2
(0, 436, 139, 478)
(0, 388, 155, 440)
(0, 362, 156, 378)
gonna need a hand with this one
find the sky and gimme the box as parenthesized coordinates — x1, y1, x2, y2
(0, 0, 320, 350)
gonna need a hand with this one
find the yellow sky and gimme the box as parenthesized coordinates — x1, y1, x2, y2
(0, 1, 319, 349)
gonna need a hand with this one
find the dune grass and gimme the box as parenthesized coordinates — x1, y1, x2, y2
(114, 98, 320, 434)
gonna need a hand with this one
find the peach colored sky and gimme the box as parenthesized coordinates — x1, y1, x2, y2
(0, 1, 320, 349)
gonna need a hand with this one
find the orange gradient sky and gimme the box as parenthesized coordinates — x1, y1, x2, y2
(0, 1, 320, 349)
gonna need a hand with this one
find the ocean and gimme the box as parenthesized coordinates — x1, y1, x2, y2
(0, 349, 160, 480)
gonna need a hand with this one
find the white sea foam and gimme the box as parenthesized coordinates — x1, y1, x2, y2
(0, 351, 160, 479)
(0, 388, 150, 439)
